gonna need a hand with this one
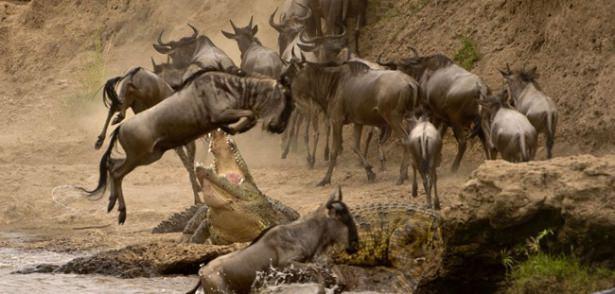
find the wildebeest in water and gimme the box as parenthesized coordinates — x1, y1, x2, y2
(186, 186, 358, 294)
(78, 69, 294, 224)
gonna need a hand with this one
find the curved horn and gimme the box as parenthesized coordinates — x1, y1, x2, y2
(151, 57, 157, 69)
(229, 19, 238, 31)
(157, 30, 171, 47)
(295, 3, 312, 21)
(409, 47, 419, 57)
(187, 23, 199, 39)
(269, 7, 285, 32)
(299, 30, 316, 44)
(329, 25, 347, 40)
(248, 16, 254, 28)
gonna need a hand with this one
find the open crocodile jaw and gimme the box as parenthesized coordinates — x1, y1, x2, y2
(204, 130, 250, 200)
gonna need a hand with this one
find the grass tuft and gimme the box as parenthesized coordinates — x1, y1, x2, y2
(454, 36, 480, 70)
(65, 29, 106, 111)
(506, 253, 615, 294)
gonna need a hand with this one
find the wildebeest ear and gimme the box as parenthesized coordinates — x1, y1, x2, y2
(221, 30, 236, 39)
(252, 25, 258, 35)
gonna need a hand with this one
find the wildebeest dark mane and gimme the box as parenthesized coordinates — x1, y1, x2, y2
(401, 54, 453, 70)
(516, 68, 541, 90)
(346, 61, 371, 74)
(102, 67, 142, 108)
(248, 225, 278, 246)
(172, 67, 226, 91)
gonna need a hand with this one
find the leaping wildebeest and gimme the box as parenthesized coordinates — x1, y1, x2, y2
(79, 69, 294, 224)
(405, 114, 442, 210)
(186, 186, 358, 294)
(479, 91, 537, 162)
(93, 67, 203, 205)
(222, 17, 284, 78)
(499, 65, 557, 159)
(286, 60, 419, 186)
(379, 50, 491, 172)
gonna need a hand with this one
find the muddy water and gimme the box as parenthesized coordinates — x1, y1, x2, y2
(0, 248, 195, 293)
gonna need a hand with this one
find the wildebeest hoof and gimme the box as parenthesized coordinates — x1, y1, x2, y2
(307, 156, 315, 169)
(112, 115, 124, 125)
(316, 179, 331, 187)
(396, 178, 405, 185)
(94, 137, 104, 150)
(366, 170, 376, 183)
(118, 209, 126, 225)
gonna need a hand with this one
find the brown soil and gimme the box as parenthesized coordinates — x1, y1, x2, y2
(0, 0, 613, 283)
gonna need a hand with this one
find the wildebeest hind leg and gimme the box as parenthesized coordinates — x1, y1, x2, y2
(317, 121, 342, 186)
(309, 112, 320, 169)
(451, 127, 467, 172)
(351, 125, 375, 182)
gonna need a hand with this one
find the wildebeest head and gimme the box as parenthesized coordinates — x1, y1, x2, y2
(322, 186, 359, 254)
(222, 17, 259, 55)
(499, 64, 541, 99)
(270, 4, 313, 54)
(258, 76, 294, 134)
(153, 24, 199, 68)
(151, 57, 185, 90)
(298, 26, 348, 64)
(478, 89, 508, 116)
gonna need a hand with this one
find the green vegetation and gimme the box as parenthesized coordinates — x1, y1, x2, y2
(501, 229, 615, 293)
(453, 36, 480, 70)
(506, 253, 615, 294)
(65, 29, 106, 111)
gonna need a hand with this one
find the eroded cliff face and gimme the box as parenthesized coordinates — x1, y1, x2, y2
(426, 155, 615, 291)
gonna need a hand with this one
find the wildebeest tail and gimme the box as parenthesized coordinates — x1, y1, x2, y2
(419, 136, 430, 175)
(519, 134, 530, 162)
(102, 77, 123, 109)
(77, 127, 120, 197)
(185, 280, 201, 294)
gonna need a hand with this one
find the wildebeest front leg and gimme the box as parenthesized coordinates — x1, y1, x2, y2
(309, 111, 320, 169)
(175, 143, 202, 204)
(95, 107, 117, 149)
(317, 121, 342, 186)
(411, 166, 418, 197)
(352, 125, 375, 182)
(210, 109, 255, 134)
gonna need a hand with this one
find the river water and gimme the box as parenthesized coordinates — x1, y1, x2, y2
(0, 248, 195, 293)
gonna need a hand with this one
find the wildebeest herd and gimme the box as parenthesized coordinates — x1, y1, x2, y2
(77, 1, 558, 292)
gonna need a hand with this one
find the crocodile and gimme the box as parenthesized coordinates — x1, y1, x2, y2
(329, 203, 444, 289)
(180, 129, 300, 244)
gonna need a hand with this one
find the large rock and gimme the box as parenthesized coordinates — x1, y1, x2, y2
(427, 155, 615, 291)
